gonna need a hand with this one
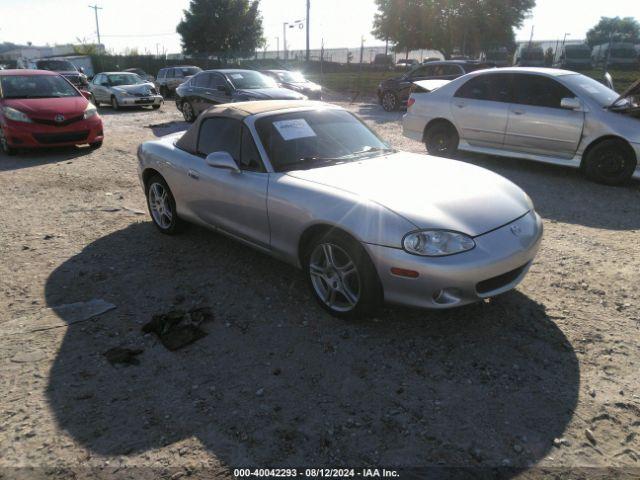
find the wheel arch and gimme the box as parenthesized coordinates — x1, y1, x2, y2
(422, 117, 458, 142)
(580, 135, 637, 169)
(141, 168, 163, 190)
(297, 223, 363, 267)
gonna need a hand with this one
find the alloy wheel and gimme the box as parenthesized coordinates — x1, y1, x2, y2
(183, 102, 195, 122)
(309, 242, 361, 313)
(148, 182, 173, 229)
(382, 92, 397, 111)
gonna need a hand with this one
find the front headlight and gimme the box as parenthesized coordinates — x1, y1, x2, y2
(3, 106, 32, 123)
(84, 103, 97, 119)
(403, 230, 475, 257)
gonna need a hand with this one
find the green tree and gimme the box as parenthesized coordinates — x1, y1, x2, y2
(372, 0, 535, 59)
(586, 16, 640, 47)
(177, 0, 265, 59)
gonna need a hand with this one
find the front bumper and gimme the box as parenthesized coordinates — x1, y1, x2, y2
(364, 210, 543, 309)
(115, 94, 163, 107)
(2, 116, 104, 148)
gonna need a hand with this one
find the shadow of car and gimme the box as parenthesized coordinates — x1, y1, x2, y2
(45, 222, 579, 472)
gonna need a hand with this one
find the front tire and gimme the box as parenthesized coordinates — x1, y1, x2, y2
(381, 91, 398, 112)
(182, 101, 196, 122)
(583, 139, 636, 186)
(111, 96, 120, 110)
(425, 122, 459, 158)
(145, 175, 184, 234)
(89, 140, 103, 149)
(303, 231, 382, 319)
(0, 128, 17, 156)
(152, 104, 161, 110)
(90, 93, 100, 107)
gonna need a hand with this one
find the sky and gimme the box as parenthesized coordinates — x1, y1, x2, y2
(0, 0, 638, 54)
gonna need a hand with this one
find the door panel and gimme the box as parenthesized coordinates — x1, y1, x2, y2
(451, 73, 511, 148)
(504, 106, 584, 158)
(505, 74, 584, 158)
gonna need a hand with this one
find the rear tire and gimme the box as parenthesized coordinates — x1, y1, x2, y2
(583, 139, 636, 186)
(381, 91, 399, 112)
(303, 230, 382, 319)
(145, 174, 184, 234)
(424, 122, 459, 158)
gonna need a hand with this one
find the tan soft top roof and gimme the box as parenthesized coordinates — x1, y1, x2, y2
(176, 100, 332, 154)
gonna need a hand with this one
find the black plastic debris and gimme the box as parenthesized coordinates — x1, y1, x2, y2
(142, 307, 213, 351)
(103, 347, 144, 366)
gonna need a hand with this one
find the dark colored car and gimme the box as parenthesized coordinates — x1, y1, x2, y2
(377, 60, 492, 111)
(33, 59, 88, 88)
(175, 69, 307, 122)
(156, 65, 202, 97)
(0, 70, 103, 155)
(261, 70, 322, 99)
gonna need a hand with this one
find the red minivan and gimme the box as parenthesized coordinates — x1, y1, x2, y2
(0, 70, 103, 155)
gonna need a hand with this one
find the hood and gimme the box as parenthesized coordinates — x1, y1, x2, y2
(4, 96, 88, 118)
(286, 152, 531, 237)
(235, 87, 306, 100)
(609, 77, 640, 109)
(113, 83, 156, 94)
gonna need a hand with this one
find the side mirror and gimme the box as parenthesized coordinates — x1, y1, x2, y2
(78, 67, 85, 74)
(80, 90, 91, 100)
(205, 151, 240, 173)
(560, 97, 582, 110)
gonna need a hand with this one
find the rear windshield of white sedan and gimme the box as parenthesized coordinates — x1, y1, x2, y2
(255, 109, 392, 172)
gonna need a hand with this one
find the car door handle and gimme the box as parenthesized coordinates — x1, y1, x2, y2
(187, 169, 200, 180)
(455, 103, 466, 109)
(512, 109, 525, 115)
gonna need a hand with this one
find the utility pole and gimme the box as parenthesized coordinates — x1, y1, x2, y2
(276, 36, 280, 59)
(88, 4, 103, 46)
(283, 23, 288, 60)
(359, 36, 364, 65)
(305, 0, 310, 62)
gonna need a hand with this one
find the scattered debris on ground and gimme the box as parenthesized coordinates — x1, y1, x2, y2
(142, 307, 214, 351)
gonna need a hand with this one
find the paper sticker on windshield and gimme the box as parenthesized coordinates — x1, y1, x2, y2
(273, 119, 316, 141)
(230, 74, 244, 79)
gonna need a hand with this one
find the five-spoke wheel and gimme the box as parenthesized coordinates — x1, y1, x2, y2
(146, 175, 182, 234)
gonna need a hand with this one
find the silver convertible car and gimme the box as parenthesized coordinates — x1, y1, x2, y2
(137, 101, 543, 318)
(403, 68, 640, 185)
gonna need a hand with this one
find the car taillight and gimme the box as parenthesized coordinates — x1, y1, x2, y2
(407, 97, 416, 108)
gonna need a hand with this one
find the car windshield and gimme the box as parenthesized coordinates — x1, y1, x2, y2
(255, 109, 394, 172)
(226, 71, 277, 89)
(561, 74, 622, 107)
(611, 48, 636, 58)
(278, 71, 306, 83)
(108, 73, 145, 86)
(0, 74, 79, 99)
(36, 60, 76, 71)
(566, 48, 591, 59)
(178, 67, 201, 76)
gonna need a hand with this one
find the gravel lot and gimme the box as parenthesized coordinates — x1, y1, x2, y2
(1, 98, 639, 479)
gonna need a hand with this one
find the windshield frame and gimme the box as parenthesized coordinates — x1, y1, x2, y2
(0, 74, 80, 99)
(560, 73, 622, 108)
(250, 107, 394, 173)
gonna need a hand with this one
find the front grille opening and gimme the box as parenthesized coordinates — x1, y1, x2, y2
(476, 263, 529, 295)
(33, 130, 89, 145)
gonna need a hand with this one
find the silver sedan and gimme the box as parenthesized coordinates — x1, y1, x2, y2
(89, 72, 163, 110)
(137, 101, 542, 318)
(403, 67, 640, 185)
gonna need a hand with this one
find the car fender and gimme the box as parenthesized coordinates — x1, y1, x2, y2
(267, 173, 416, 267)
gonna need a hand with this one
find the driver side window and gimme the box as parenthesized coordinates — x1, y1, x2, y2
(197, 117, 241, 160)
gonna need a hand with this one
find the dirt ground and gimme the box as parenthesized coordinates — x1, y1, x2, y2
(1, 97, 639, 479)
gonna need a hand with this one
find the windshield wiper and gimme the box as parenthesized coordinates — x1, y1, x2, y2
(280, 156, 346, 171)
(340, 146, 396, 159)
